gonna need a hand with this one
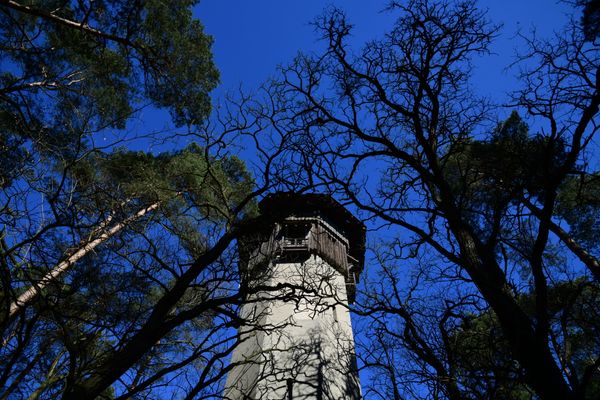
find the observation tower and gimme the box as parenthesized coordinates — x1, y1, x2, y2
(224, 193, 365, 400)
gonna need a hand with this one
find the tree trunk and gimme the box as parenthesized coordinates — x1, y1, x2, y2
(452, 226, 576, 400)
(524, 200, 600, 283)
(7, 202, 160, 322)
(59, 224, 242, 400)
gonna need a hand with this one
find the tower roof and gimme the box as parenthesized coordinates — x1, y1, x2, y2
(259, 192, 366, 275)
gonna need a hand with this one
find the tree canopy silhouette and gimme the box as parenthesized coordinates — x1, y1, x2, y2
(262, 0, 600, 398)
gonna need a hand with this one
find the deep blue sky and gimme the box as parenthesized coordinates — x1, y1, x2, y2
(138, 1, 576, 154)
(196, 0, 573, 104)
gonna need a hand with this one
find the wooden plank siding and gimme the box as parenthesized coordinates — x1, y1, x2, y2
(240, 216, 360, 302)
(240, 217, 354, 283)
(239, 224, 281, 277)
(308, 222, 348, 274)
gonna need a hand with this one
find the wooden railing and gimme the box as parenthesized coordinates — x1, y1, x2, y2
(282, 237, 308, 248)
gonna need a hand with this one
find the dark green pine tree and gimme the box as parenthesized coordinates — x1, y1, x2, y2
(451, 279, 600, 400)
(0, 0, 219, 186)
(0, 2, 262, 399)
(0, 143, 258, 399)
(443, 112, 600, 399)
(578, 0, 600, 41)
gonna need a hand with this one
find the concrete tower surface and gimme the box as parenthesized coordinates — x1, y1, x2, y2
(224, 193, 366, 400)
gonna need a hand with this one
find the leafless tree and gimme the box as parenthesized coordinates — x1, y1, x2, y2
(265, 1, 600, 399)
